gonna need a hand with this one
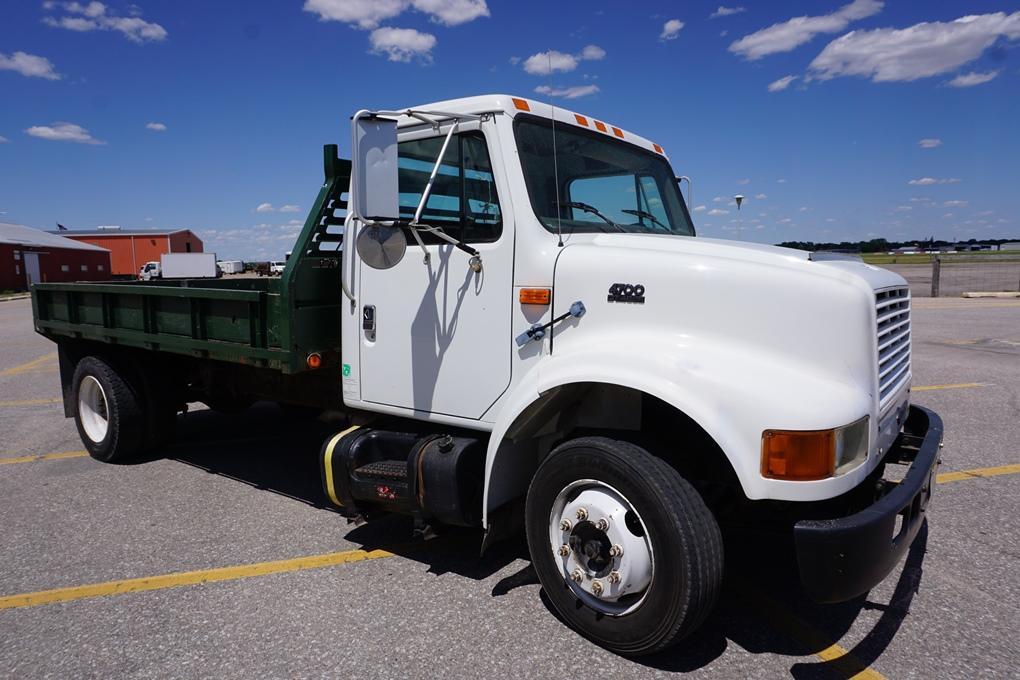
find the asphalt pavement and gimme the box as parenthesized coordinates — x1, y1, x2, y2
(1, 295, 1018, 679)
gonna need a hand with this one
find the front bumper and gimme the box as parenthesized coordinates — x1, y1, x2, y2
(794, 405, 943, 603)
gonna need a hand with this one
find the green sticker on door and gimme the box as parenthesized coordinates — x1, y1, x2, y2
(342, 363, 351, 377)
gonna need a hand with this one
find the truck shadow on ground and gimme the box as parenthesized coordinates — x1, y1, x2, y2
(164, 404, 928, 678)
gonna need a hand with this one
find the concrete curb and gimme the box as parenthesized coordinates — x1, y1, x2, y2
(962, 291, 1020, 299)
(0, 294, 31, 303)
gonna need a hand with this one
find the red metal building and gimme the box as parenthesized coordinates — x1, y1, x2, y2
(1, 222, 112, 291)
(52, 227, 204, 277)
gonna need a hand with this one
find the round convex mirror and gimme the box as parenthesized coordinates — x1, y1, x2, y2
(356, 225, 407, 269)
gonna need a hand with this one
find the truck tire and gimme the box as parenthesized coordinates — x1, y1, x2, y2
(525, 436, 723, 656)
(72, 356, 145, 463)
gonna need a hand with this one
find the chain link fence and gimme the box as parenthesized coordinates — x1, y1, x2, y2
(879, 254, 1020, 298)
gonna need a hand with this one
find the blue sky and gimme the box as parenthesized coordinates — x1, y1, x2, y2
(1, 0, 1018, 260)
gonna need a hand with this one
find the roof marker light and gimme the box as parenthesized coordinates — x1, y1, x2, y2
(653, 143, 664, 154)
(574, 114, 589, 126)
(612, 127, 624, 139)
(512, 98, 531, 112)
(594, 120, 607, 133)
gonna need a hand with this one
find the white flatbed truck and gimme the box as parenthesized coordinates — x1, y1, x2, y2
(31, 95, 942, 655)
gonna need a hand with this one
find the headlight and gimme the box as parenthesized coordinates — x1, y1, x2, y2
(761, 417, 869, 481)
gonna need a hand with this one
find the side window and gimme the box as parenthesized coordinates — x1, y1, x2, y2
(397, 131, 502, 243)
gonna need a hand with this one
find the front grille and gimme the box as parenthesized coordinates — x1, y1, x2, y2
(876, 287, 911, 409)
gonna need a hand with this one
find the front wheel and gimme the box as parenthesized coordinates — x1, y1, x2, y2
(526, 437, 724, 656)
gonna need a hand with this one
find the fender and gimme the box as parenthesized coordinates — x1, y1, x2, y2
(482, 331, 873, 527)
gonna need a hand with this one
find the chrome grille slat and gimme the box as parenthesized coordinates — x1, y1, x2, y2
(876, 287, 911, 410)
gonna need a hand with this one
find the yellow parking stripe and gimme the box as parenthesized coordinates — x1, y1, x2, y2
(0, 353, 57, 377)
(0, 398, 62, 407)
(937, 463, 1020, 484)
(740, 584, 885, 679)
(912, 382, 985, 392)
(0, 547, 395, 611)
(0, 451, 89, 465)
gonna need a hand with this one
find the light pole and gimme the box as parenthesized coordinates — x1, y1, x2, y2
(734, 194, 744, 240)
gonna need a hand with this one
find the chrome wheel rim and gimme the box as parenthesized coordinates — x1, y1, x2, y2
(78, 375, 110, 443)
(548, 479, 654, 616)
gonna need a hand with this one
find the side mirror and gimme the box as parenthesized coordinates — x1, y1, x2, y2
(351, 113, 399, 222)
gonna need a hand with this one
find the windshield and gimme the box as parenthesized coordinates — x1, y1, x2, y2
(514, 115, 694, 237)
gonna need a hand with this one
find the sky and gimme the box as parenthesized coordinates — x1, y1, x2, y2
(1, 0, 1018, 260)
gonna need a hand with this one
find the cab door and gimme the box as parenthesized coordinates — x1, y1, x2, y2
(356, 124, 513, 420)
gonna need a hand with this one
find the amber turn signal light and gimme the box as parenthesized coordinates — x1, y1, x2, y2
(519, 288, 551, 305)
(761, 428, 836, 481)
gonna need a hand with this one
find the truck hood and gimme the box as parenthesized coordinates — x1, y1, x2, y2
(576, 233, 904, 291)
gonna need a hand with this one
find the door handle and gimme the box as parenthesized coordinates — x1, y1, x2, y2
(363, 305, 376, 341)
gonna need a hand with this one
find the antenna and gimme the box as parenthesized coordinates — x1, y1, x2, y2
(548, 53, 564, 248)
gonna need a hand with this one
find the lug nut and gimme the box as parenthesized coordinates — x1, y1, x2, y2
(607, 570, 621, 585)
(559, 519, 572, 531)
(591, 580, 604, 596)
(595, 517, 609, 531)
(575, 507, 588, 521)
(571, 569, 584, 583)
(609, 544, 624, 558)
(557, 544, 570, 557)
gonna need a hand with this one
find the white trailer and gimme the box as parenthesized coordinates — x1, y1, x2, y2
(160, 252, 219, 278)
(217, 260, 245, 274)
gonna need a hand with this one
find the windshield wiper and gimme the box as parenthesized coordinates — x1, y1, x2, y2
(622, 208, 670, 233)
(561, 201, 626, 232)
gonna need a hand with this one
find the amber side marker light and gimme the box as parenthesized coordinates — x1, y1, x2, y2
(519, 288, 551, 305)
(512, 97, 531, 112)
(761, 428, 836, 481)
(306, 352, 323, 369)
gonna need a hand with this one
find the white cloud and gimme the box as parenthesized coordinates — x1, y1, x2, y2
(693, 205, 707, 212)
(779, 217, 793, 224)
(707, 208, 729, 216)
(777, 178, 787, 183)
(660, 19, 685, 41)
(303, 0, 406, 29)
(908, 177, 961, 186)
(523, 44, 605, 75)
(369, 27, 436, 62)
(799, 206, 809, 212)
(410, 0, 489, 26)
(712, 196, 724, 203)
(523, 50, 577, 75)
(943, 200, 968, 207)
(893, 205, 912, 212)
(25, 122, 104, 145)
(279, 204, 301, 213)
(303, 0, 488, 29)
(711, 6, 745, 19)
(754, 193, 767, 199)
(0, 135, 8, 143)
(0, 51, 61, 80)
(730, 0, 882, 60)
(947, 70, 999, 87)
(737, 178, 750, 185)
(145, 122, 167, 131)
(534, 84, 600, 99)
(768, 74, 797, 92)
(918, 137, 941, 148)
(43, 2, 168, 42)
(809, 12, 1020, 83)
(255, 202, 275, 213)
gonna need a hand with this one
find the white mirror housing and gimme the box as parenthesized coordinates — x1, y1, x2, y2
(352, 113, 399, 222)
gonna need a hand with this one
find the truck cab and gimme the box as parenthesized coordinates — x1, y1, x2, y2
(138, 261, 160, 280)
(31, 94, 942, 657)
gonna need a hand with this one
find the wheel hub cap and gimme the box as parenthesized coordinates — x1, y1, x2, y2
(549, 481, 654, 616)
